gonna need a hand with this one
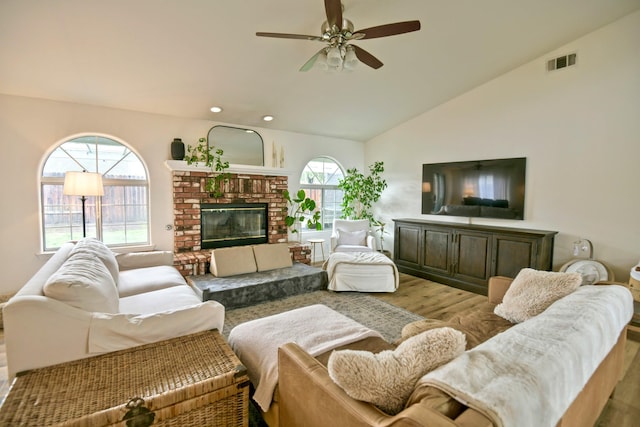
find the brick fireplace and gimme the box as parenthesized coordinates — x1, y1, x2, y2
(170, 168, 310, 276)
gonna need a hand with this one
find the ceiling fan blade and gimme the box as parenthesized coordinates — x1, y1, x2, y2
(324, 0, 343, 29)
(299, 49, 325, 72)
(352, 45, 383, 69)
(256, 32, 323, 41)
(355, 20, 421, 39)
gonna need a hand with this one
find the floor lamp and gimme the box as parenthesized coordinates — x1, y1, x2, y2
(63, 171, 104, 238)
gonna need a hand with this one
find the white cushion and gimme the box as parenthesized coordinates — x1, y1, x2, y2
(333, 244, 374, 253)
(328, 327, 466, 415)
(337, 229, 367, 246)
(70, 237, 119, 285)
(88, 301, 225, 353)
(44, 251, 119, 313)
(118, 286, 202, 315)
(116, 251, 173, 270)
(494, 268, 582, 323)
(117, 265, 187, 297)
(333, 219, 370, 233)
(252, 243, 293, 272)
(210, 246, 257, 277)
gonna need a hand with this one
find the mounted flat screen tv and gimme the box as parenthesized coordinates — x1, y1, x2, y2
(422, 157, 526, 220)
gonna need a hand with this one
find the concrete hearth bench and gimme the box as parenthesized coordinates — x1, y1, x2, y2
(187, 244, 328, 309)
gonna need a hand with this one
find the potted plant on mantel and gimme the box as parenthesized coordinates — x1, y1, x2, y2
(338, 161, 388, 252)
(283, 189, 322, 242)
(184, 137, 231, 198)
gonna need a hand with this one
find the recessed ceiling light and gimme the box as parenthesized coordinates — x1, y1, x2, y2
(210, 106, 223, 113)
(262, 115, 274, 122)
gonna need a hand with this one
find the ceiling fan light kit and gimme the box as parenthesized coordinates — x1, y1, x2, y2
(256, 0, 420, 72)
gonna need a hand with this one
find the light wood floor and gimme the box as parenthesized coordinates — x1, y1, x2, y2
(0, 273, 637, 425)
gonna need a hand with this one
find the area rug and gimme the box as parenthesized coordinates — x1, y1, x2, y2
(223, 290, 424, 343)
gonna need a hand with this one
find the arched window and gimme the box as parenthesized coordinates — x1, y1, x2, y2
(299, 157, 344, 230)
(41, 135, 149, 251)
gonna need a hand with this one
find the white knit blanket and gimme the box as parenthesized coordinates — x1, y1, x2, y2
(228, 304, 382, 411)
(323, 251, 399, 289)
(420, 285, 633, 427)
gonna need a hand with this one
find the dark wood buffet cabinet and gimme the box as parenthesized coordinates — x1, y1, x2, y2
(393, 219, 557, 295)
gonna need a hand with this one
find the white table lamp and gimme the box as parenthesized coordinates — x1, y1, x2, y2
(63, 171, 104, 237)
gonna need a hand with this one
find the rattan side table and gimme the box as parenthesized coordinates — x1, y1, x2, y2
(0, 329, 249, 426)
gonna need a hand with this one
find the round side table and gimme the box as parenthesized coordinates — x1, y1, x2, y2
(307, 238, 326, 262)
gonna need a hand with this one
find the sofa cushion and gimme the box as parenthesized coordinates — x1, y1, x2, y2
(88, 300, 225, 353)
(406, 385, 467, 419)
(402, 301, 513, 349)
(115, 251, 173, 271)
(210, 246, 257, 277)
(118, 285, 202, 315)
(118, 265, 187, 297)
(43, 251, 119, 313)
(70, 237, 119, 285)
(337, 229, 367, 246)
(327, 327, 466, 415)
(252, 243, 293, 272)
(332, 244, 374, 253)
(494, 268, 582, 323)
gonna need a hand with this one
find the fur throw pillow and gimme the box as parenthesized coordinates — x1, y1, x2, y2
(327, 327, 466, 415)
(494, 268, 582, 323)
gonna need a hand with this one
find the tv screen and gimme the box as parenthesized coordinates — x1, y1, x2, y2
(422, 157, 526, 220)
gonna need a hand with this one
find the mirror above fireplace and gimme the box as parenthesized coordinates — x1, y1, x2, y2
(207, 125, 264, 166)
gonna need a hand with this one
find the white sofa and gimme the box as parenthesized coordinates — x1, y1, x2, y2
(4, 238, 225, 378)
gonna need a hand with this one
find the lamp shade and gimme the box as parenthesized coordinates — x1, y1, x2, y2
(315, 50, 329, 71)
(326, 46, 342, 67)
(63, 171, 104, 196)
(343, 46, 359, 70)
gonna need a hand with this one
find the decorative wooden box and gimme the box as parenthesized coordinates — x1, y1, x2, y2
(0, 330, 249, 426)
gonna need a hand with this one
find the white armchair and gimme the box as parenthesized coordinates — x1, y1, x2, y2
(330, 219, 376, 252)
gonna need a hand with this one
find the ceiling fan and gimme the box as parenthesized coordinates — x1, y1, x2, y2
(256, 0, 421, 71)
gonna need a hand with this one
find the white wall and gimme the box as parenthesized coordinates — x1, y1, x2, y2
(367, 11, 640, 281)
(0, 95, 364, 294)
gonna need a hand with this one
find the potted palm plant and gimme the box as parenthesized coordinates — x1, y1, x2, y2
(338, 161, 388, 251)
(338, 161, 387, 223)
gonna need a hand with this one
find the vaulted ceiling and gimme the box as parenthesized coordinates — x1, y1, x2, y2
(1, 0, 638, 141)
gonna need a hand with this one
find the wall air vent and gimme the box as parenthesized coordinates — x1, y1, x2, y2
(547, 53, 577, 71)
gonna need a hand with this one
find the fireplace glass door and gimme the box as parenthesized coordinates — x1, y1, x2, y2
(201, 203, 268, 249)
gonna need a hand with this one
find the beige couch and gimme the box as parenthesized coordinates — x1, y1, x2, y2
(4, 238, 224, 378)
(274, 277, 632, 427)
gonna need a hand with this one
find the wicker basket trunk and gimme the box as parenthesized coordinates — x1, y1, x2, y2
(0, 330, 249, 426)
